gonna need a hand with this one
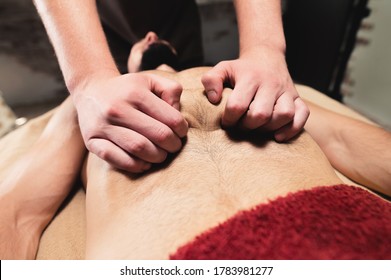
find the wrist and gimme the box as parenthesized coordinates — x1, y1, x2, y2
(66, 67, 120, 97)
(234, 0, 286, 57)
(239, 44, 286, 61)
(238, 31, 286, 57)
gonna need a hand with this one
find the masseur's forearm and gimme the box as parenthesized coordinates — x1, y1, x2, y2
(234, 0, 286, 54)
(305, 102, 391, 197)
(33, 0, 119, 94)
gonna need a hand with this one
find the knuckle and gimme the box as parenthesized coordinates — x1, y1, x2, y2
(128, 139, 148, 155)
(104, 104, 122, 119)
(277, 107, 295, 120)
(81, 129, 95, 142)
(154, 126, 172, 143)
(170, 81, 183, 93)
(169, 114, 185, 131)
(248, 109, 270, 123)
(268, 81, 283, 93)
(226, 101, 248, 117)
(131, 91, 146, 108)
(90, 143, 110, 161)
(201, 72, 214, 85)
(122, 157, 139, 171)
(296, 99, 310, 118)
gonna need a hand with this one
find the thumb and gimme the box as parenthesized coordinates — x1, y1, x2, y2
(201, 62, 229, 104)
(146, 74, 183, 110)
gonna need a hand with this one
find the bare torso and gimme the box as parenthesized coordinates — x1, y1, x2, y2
(83, 67, 342, 259)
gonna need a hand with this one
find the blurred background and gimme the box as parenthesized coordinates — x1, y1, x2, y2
(0, 0, 390, 136)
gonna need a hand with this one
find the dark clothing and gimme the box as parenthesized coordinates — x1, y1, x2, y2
(97, 0, 204, 73)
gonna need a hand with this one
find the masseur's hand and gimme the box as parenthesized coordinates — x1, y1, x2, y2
(202, 47, 310, 142)
(72, 72, 188, 173)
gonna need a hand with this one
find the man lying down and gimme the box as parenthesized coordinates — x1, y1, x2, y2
(1, 34, 391, 260)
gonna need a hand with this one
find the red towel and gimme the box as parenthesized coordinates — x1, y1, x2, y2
(170, 185, 391, 259)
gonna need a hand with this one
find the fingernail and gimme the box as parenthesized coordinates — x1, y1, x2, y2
(207, 90, 217, 102)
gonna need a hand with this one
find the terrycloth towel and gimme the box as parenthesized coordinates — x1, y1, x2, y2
(171, 185, 391, 260)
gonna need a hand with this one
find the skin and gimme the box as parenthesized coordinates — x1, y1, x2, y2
(127, 31, 177, 73)
(202, 0, 309, 141)
(0, 99, 85, 259)
(1, 68, 390, 259)
(304, 98, 391, 196)
(33, 0, 188, 173)
(128, 38, 391, 196)
(1, 16, 390, 258)
(83, 69, 390, 259)
(33, 0, 309, 173)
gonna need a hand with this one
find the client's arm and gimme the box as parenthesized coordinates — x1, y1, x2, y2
(305, 101, 391, 196)
(0, 99, 86, 259)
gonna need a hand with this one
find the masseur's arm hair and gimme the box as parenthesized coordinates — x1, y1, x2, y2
(305, 101, 391, 197)
(33, 0, 119, 93)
